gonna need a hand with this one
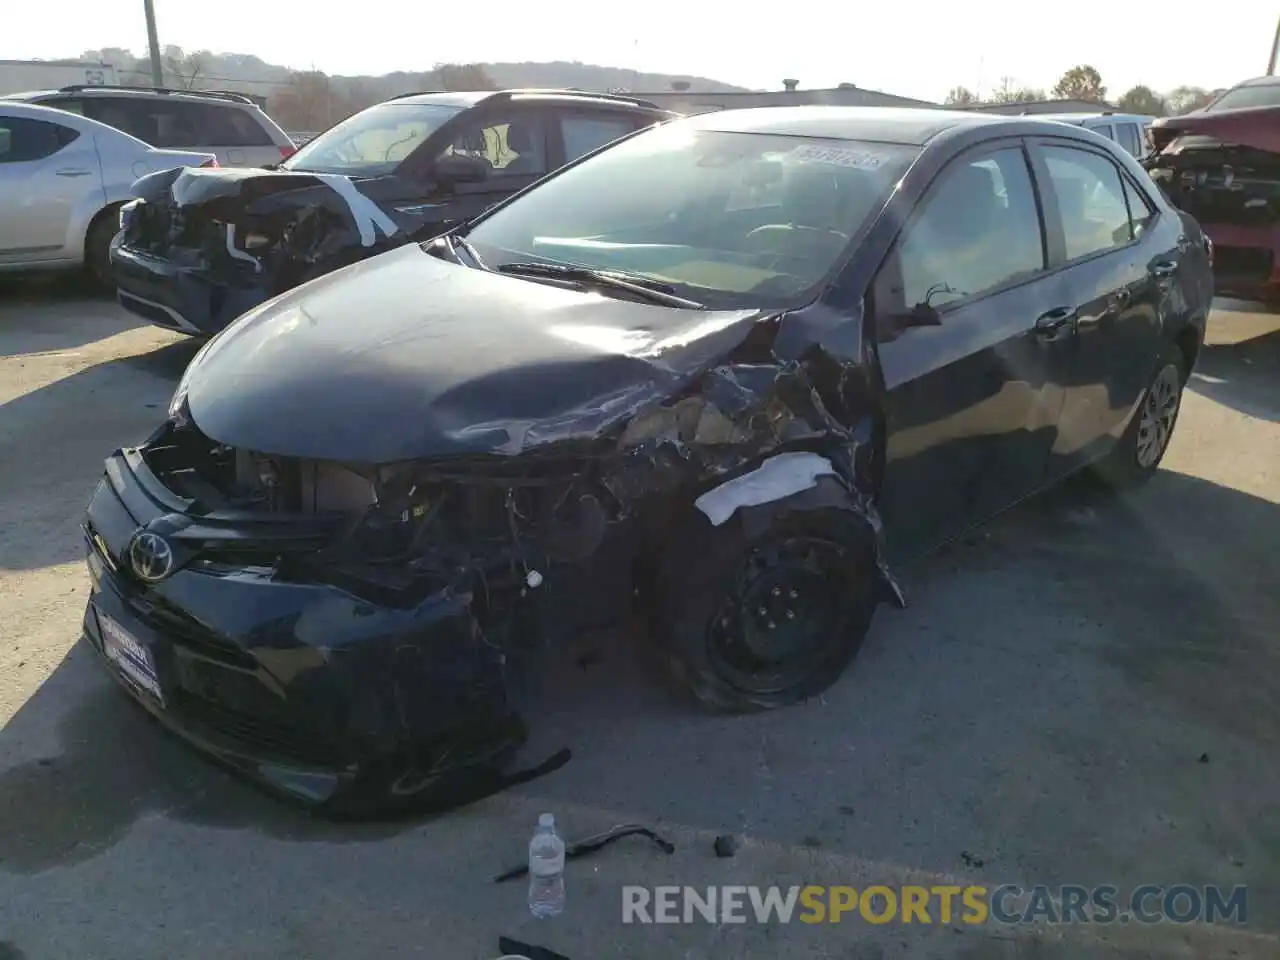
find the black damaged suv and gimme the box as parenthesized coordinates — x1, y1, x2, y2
(109, 89, 674, 336)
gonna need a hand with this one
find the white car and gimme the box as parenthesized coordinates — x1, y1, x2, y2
(0, 100, 214, 284)
(5, 85, 295, 169)
(1039, 112, 1157, 158)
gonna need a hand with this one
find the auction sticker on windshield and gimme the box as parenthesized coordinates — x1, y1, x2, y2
(789, 145, 885, 168)
(99, 612, 165, 706)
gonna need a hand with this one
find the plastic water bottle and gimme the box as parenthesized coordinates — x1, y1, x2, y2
(528, 812, 566, 918)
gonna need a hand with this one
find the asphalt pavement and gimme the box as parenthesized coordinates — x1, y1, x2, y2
(0, 282, 1277, 959)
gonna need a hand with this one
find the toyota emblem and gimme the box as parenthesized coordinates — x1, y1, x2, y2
(128, 531, 175, 582)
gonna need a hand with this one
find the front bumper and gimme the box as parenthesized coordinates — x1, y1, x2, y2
(81, 442, 515, 808)
(109, 236, 269, 337)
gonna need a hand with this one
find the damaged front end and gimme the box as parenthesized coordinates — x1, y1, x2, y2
(1144, 109, 1280, 302)
(111, 167, 422, 336)
(85, 244, 905, 809)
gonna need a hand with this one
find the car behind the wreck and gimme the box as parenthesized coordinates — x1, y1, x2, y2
(82, 106, 1210, 813)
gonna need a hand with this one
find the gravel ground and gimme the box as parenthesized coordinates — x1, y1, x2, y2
(0, 281, 1277, 959)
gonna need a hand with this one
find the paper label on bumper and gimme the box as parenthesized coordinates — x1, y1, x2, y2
(99, 612, 165, 706)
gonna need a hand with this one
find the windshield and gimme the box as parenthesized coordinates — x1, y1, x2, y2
(283, 102, 462, 176)
(1205, 83, 1280, 112)
(463, 125, 920, 309)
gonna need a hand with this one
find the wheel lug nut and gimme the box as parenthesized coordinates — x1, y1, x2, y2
(767, 620, 776, 629)
(788, 589, 798, 599)
(786, 610, 795, 619)
(771, 586, 781, 597)
(757, 606, 767, 616)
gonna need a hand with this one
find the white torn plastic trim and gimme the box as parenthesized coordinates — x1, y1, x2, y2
(225, 224, 263, 272)
(310, 173, 400, 247)
(694, 451, 837, 527)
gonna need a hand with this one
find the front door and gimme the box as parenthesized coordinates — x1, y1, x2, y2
(873, 142, 1069, 560)
(418, 107, 554, 236)
(0, 114, 101, 263)
(1028, 139, 1175, 474)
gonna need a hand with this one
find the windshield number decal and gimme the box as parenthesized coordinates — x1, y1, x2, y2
(788, 145, 885, 169)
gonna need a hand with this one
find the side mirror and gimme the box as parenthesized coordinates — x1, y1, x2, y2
(434, 153, 490, 187)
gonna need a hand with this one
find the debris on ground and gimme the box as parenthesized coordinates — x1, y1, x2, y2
(713, 834, 738, 858)
(498, 935, 572, 960)
(494, 823, 675, 883)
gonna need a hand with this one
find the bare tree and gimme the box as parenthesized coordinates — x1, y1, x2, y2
(991, 77, 1047, 104)
(945, 86, 977, 106)
(434, 63, 498, 92)
(164, 49, 210, 89)
(1165, 85, 1217, 115)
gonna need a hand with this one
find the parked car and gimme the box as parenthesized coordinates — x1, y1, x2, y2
(1144, 78, 1280, 305)
(81, 105, 1211, 812)
(3, 85, 294, 168)
(0, 100, 214, 283)
(107, 89, 675, 336)
(1038, 112, 1156, 158)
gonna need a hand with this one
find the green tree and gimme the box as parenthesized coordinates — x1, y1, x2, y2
(1166, 85, 1216, 114)
(945, 85, 977, 106)
(1116, 84, 1167, 116)
(1052, 65, 1107, 103)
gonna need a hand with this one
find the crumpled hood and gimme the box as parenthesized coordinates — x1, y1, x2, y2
(181, 244, 765, 463)
(1149, 106, 1280, 154)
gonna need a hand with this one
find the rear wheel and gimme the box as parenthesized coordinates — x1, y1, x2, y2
(84, 208, 121, 290)
(1097, 344, 1186, 487)
(650, 490, 879, 713)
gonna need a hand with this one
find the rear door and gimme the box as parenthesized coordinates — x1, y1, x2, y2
(1029, 138, 1177, 474)
(0, 114, 102, 263)
(1115, 122, 1143, 158)
(873, 140, 1069, 557)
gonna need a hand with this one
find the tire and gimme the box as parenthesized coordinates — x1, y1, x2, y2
(649, 483, 879, 713)
(84, 209, 121, 290)
(1096, 343, 1187, 487)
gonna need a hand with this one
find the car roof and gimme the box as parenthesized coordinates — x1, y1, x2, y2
(386, 88, 666, 112)
(1038, 112, 1153, 123)
(677, 105, 1063, 145)
(1233, 75, 1280, 88)
(7, 86, 261, 107)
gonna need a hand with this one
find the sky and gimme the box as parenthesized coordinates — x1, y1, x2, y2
(7, 0, 1278, 102)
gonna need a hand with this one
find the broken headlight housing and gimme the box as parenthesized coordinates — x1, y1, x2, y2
(619, 396, 749, 448)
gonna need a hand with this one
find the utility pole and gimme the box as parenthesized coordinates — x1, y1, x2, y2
(1269, 13, 1280, 75)
(143, 0, 164, 87)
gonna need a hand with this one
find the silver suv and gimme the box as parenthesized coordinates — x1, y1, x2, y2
(4, 85, 294, 168)
(0, 100, 215, 284)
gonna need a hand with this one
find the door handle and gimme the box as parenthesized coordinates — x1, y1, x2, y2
(1033, 307, 1077, 337)
(56, 168, 92, 177)
(1151, 260, 1178, 280)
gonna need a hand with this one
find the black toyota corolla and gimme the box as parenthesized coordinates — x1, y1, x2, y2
(81, 106, 1212, 811)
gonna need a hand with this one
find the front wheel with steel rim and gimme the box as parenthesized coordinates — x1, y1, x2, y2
(1097, 344, 1186, 487)
(649, 484, 880, 713)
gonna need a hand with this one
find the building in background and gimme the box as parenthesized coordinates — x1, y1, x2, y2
(0, 59, 117, 96)
(628, 80, 937, 115)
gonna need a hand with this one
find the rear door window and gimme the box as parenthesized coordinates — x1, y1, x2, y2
(0, 116, 77, 162)
(1090, 123, 1115, 142)
(559, 114, 638, 163)
(1040, 144, 1133, 260)
(186, 103, 274, 146)
(1116, 123, 1142, 157)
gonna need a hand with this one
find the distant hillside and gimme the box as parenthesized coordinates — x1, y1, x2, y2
(60, 47, 753, 129)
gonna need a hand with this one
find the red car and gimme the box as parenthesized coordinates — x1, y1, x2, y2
(1145, 76, 1280, 306)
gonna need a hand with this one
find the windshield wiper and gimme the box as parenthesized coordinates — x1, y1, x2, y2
(496, 261, 704, 309)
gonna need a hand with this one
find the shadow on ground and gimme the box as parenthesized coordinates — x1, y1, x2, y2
(0, 278, 132, 358)
(2, 468, 1276, 927)
(1188, 302, 1280, 422)
(0, 337, 201, 572)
